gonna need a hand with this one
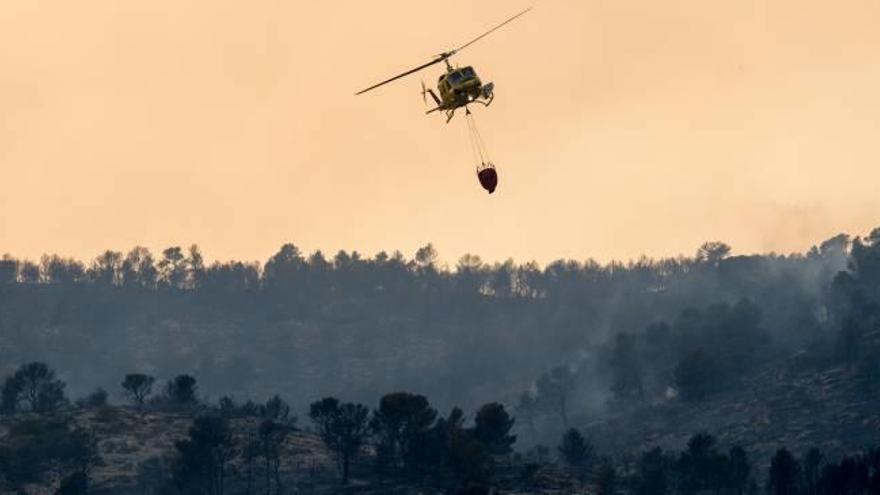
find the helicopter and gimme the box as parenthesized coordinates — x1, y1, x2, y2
(355, 7, 532, 123)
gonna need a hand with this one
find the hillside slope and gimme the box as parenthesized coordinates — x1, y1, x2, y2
(584, 353, 880, 472)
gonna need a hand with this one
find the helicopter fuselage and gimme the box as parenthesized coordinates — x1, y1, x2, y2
(426, 65, 494, 122)
(355, 7, 529, 122)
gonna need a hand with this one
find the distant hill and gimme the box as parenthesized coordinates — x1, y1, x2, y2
(584, 347, 880, 475)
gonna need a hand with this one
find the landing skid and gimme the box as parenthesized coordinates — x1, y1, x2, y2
(439, 96, 494, 124)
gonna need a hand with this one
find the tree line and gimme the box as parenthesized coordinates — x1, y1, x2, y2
(0, 234, 857, 408)
(2, 231, 878, 435)
(3, 358, 879, 495)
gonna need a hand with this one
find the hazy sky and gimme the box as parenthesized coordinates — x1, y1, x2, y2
(2, 0, 880, 266)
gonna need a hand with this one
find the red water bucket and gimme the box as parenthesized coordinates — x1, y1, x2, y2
(477, 165, 498, 194)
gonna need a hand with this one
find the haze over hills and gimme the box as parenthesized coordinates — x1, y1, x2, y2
(0, 232, 849, 410)
(2, 226, 880, 493)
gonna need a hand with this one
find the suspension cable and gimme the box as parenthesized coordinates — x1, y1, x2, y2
(466, 112, 484, 165)
(465, 110, 492, 168)
(472, 116, 491, 164)
(468, 126, 482, 166)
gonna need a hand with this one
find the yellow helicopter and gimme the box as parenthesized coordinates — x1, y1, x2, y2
(355, 7, 532, 123)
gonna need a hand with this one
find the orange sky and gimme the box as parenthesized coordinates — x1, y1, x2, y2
(2, 0, 880, 266)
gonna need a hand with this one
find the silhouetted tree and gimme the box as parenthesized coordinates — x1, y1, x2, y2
(802, 447, 823, 495)
(187, 245, 205, 290)
(489, 259, 518, 298)
(697, 242, 731, 266)
(41, 255, 85, 284)
(768, 449, 800, 495)
(217, 395, 237, 417)
(121, 246, 158, 288)
(18, 259, 40, 283)
(241, 435, 261, 495)
(456, 254, 488, 296)
(201, 261, 260, 297)
(262, 394, 292, 422)
(634, 447, 674, 495)
(310, 397, 370, 484)
(415, 244, 439, 270)
(258, 419, 289, 494)
(0, 256, 17, 284)
(173, 415, 235, 495)
(439, 407, 493, 489)
(676, 433, 726, 495)
(263, 243, 305, 292)
(4, 362, 67, 412)
(0, 418, 98, 491)
(370, 392, 438, 476)
(310, 397, 340, 435)
(334, 403, 371, 484)
(313, 400, 371, 485)
(558, 428, 593, 469)
(472, 402, 516, 455)
(164, 375, 198, 407)
(726, 446, 752, 495)
(816, 453, 872, 495)
(88, 250, 123, 286)
(122, 373, 155, 407)
(240, 400, 261, 417)
(158, 247, 188, 289)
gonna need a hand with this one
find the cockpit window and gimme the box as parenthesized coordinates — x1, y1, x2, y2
(462, 67, 475, 77)
(449, 71, 463, 83)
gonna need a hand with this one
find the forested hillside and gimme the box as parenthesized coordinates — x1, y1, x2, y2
(3, 229, 880, 493)
(0, 234, 856, 412)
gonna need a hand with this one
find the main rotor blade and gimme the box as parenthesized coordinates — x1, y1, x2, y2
(455, 6, 533, 53)
(355, 56, 449, 95)
(354, 7, 531, 95)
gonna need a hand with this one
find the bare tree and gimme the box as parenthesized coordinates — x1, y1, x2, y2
(122, 374, 155, 407)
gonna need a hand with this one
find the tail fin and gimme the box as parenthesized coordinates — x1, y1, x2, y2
(426, 88, 442, 106)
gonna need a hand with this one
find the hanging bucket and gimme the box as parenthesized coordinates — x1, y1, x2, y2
(477, 162, 498, 194)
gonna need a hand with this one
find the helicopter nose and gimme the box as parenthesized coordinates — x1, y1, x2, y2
(481, 82, 495, 99)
